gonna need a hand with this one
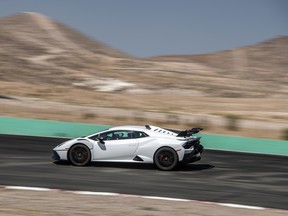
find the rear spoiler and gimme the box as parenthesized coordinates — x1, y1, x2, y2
(146, 125, 203, 137)
(176, 128, 203, 137)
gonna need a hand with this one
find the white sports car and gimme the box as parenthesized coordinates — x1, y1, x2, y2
(52, 125, 204, 171)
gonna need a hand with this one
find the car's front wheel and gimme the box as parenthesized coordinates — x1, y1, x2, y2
(154, 147, 178, 171)
(68, 144, 91, 166)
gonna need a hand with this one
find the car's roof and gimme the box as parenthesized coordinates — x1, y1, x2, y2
(107, 125, 178, 137)
(108, 125, 148, 131)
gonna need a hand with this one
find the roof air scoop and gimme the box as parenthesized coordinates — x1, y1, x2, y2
(145, 125, 151, 130)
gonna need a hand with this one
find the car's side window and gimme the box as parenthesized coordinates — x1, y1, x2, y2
(88, 134, 101, 141)
(97, 130, 136, 141)
(133, 131, 149, 138)
(99, 131, 114, 140)
(89, 130, 149, 141)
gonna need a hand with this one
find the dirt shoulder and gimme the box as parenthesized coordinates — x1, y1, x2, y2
(0, 189, 287, 216)
(1, 93, 287, 139)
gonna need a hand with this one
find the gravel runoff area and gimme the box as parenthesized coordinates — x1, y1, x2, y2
(0, 188, 287, 216)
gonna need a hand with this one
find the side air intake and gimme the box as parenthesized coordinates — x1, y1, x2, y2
(133, 156, 144, 161)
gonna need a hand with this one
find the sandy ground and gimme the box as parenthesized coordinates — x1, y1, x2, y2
(0, 189, 287, 216)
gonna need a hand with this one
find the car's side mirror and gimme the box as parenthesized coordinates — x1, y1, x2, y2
(98, 137, 105, 144)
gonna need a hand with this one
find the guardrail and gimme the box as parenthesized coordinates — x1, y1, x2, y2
(1, 117, 287, 156)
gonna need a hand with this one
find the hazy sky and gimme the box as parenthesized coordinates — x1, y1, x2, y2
(0, 0, 287, 57)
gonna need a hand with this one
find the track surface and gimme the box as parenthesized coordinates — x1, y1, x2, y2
(1, 134, 287, 210)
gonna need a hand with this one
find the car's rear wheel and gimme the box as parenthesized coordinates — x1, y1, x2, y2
(68, 144, 91, 166)
(154, 147, 178, 171)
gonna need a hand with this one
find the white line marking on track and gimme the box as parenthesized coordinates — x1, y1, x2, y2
(142, 196, 190, 202)
(218, 203, 265, 210)
(71, 191, 119, 196)
(5, 186, 52, 191)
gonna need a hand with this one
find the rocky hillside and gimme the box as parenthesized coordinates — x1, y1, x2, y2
(151, 36, 288, 85)
(0, 12, 287, 98)
(0, 12, 130, 84)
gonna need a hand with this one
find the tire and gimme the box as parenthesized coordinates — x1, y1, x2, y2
(154, 147, 179, 171)
(68, 144, 91, 166)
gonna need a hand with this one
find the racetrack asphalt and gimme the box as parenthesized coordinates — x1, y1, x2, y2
(0, 134, 287, 210)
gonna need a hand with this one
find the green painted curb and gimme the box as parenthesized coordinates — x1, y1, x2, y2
(0, 117, 110, 138)
(1, 117, 287, 156)
(199, 134, 288, 156)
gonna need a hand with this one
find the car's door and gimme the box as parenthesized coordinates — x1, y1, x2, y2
(90, 130, 139, 161)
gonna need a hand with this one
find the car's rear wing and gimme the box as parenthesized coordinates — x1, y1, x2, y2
(176, 128, 203, 137)
(162, 127, 203, 137)
(145, 125, 203, 137)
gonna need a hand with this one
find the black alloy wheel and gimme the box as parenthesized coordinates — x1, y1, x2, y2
(69, 144, 91, 166)
(154, 147, 178, 171)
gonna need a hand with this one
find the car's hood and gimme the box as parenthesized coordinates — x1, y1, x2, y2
(53, 138, 79, 151)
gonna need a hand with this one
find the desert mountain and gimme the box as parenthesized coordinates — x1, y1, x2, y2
(0, 12, 131, 84)
(0, 12, 287, 98)
(151, 36, 288, 84)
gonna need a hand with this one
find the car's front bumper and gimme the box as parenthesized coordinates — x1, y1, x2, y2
(52, 150, 60, 160)
(52, 150, 68, 161)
